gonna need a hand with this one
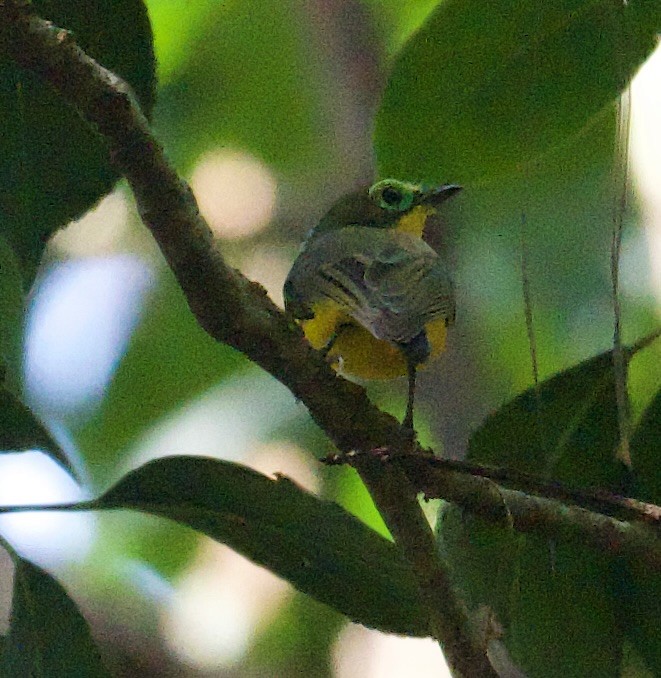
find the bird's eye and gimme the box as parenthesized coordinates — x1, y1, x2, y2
(381, 185, 403, 207)
(369, 179, 415, 212)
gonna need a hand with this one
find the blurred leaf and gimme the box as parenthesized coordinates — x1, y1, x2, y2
(0, 0, 156, 283)
(73, 273, 245, 481)
(4, 558, 109, 677)
(327, 464, 391, 540)
(430, 102, 622, 443)
(95, 455, 429, 636)
(628, 325, 661, 421)
(362, 0, 439, 55)
(375, 0, 660, 183)
(146, 0, 216, 84)
(0, 236, 24, 379)
(630, 387, 661, 504)
(0, 387, 77, 479)
(157, 0, 333, 175)
(90, 510, 200, 587)
(248, 590, 344, 677)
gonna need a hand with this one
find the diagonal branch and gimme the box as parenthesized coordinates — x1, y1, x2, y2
(0, 2, 495, 675)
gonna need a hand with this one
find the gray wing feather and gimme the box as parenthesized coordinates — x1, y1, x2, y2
(286, 227, 455, 344)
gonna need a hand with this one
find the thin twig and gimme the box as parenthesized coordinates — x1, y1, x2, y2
(519, 212, 540, 390)
(610, 88, 633, 466)
(519, 209, 546, 468)
(630, 325, 661, 355)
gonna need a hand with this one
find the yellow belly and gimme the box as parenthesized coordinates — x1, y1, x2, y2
(300, 300, 448, 380)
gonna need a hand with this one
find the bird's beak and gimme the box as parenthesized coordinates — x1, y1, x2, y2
(423, 184, 462, 206)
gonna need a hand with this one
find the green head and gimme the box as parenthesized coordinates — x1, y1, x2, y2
(309, 178, 461, 239)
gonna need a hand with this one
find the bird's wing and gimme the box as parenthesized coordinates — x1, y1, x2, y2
(311, 231, 455, 344)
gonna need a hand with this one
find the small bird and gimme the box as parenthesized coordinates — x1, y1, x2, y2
(284, 178, 461, 434)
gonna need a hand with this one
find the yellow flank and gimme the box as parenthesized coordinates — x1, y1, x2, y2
(301, 299, 448, 380)
(299, 300, 348, 350)
(395, 205, 435, 237)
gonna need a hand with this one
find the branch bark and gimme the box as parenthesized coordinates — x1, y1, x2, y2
(1, 2, 494, 675)
(395, 454, 661, 572)
(6, 2, 660, 672)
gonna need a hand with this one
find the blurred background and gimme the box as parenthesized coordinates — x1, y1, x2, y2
(0, 1, 659, 675)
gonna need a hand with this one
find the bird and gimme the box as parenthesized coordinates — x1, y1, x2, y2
(283, 178, 461, 435)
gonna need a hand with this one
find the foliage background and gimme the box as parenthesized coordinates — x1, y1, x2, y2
(0, 0, 659, 675)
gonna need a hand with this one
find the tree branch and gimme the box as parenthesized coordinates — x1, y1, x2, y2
(395, 454, 661, 571)
(393, 455, 661, 525)
(1, 2, 495, 675)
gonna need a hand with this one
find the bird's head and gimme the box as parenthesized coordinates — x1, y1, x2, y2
(310, 178, 462, 240)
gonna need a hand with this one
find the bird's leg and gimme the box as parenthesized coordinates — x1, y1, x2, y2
(399, 331, 429, 439)
(319, 322, 352, 361)
(402, 358, 417, 438)
(319, 332, 338, 361)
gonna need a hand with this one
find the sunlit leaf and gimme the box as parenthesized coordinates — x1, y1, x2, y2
(95, 455, 428, 636)
(375, 0, 660, 183)
(362, 0, 439, 55)
(3, 558, 109, 677)
(0, 388, 77, 479)
(0, 0, 156, 283)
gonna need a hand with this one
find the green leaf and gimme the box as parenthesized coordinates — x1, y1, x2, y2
(0, 387, 78, 479)
(620, 641, 657, 678)
(4, 558, 110, 677)
(0, 0, 156, 283)
(0, 236, 24, 379)
(439, 511, 622, 677)
(615, 391, 661, 675)
(437, 508, 520, 629)
(630, 388, 661, 504)
(375, 0, 660, 183)
(469, 349, 628, 489)
(440, 350, 632, 676)
(615, 560, 661, 677)
(95, 455, 428, 636)
(508, 538, 621, 677)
